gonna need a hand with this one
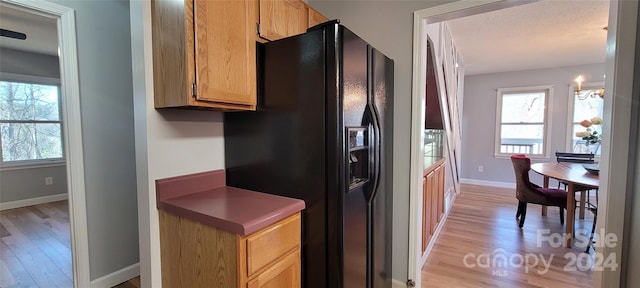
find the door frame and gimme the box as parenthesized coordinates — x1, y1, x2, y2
(409, 0, 635, 287)
(1, 0, 90, 286)
(409, 1, 519, 285)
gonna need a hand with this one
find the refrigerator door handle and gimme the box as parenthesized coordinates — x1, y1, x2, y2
(367, 48, 382, 203)
(368, 104, 381, 201)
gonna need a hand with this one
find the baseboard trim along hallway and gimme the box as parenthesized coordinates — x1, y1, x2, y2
(0, 193, 68, 211)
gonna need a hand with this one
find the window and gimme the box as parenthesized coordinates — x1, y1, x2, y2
(495, 86, 552, 157)
(0, 79, 64, 165)
(568, 85, 604, 156)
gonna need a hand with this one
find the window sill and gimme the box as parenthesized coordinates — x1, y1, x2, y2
(0, 161, 66, 171)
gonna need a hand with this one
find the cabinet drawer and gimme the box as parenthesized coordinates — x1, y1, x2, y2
(247, 250, 301, 288)
(246, 213, 301, 276)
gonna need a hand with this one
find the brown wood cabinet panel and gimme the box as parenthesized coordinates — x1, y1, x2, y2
(159, 210, 239, 288)
(259, 0, 306, 41)
(159, 210, 301, 288)
(247, 213, 301, 276)
(429, 170, 438, 234)
(151, 0, 257, 110)
(421, 176, 431, 253)
(436, 165, 445, 222)
(422, 159, 446, 253)
(247, 250, 301, 288)
(194, 0, 257, 106)
(306, 5, 328, 28)
(151, 0, 191, 108)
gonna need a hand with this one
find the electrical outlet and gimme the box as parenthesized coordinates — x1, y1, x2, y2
(45, 177, 53, 185)
(478, 165, 484, 172)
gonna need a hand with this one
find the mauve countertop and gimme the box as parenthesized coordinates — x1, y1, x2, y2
(156, 170, 305, 236)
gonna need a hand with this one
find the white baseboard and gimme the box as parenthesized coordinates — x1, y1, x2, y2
(392, 278, 406, 288)
(444, 186, 456, 213)
(91, 263, 139, 288)
(460, 178, 515, 189)
(445, 190, 458, 214)
(0, 193, 68, 211)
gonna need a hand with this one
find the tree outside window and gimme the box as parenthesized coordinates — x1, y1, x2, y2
(0, 80, 63, 164)
(495, 86, 552, 157)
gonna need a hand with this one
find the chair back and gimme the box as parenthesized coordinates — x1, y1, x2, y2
(510, 154, 540, 200)
(555, 152, 595, 164)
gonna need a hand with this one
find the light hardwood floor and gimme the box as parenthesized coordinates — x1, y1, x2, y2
(113, 276, 141, 288)
(422, 184, 596, 288)
(1, 201, 141, 288)
(0, 200, 73, 288)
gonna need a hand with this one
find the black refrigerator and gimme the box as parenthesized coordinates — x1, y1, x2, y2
(224, 21, 393, 288)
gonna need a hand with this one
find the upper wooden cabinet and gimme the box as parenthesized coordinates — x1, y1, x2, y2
(258, 0, 307, 41)
(306, 5, 329, 28)
(151, 0, 258, 110)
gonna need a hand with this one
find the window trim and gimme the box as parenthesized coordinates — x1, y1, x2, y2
(566, 81, 604, 154)
(0, 73, 65, 167)
(494, 85, 554, 159)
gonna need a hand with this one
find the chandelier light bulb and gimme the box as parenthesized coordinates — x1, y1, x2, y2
(575, 75, 584, 92)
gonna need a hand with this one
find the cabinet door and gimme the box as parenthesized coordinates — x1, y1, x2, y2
(247, 250, 301, 288)
(429, 171, 438, 234)
(422, 176, 431, 253)
(194, 0, 257, 107)
(259, 0, 306, 41)
(306, 5, 328, 28)
(436, 165, 445, 221)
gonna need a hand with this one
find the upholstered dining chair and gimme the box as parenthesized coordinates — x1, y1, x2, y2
(510, 154, 568, 228)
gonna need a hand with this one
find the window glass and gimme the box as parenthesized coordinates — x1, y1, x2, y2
(0, 81, 63, 164)
(496, 89, 550, 156)
(570, 89, 604, 155)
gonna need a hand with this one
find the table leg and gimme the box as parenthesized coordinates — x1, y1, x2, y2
(565, 183, 575, 248)
(579, 191, 586, 219)
(542, 176, 549, 216)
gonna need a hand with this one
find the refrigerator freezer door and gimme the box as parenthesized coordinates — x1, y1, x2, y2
(370, 47, 394, 288)
(341, 27, 370, 288)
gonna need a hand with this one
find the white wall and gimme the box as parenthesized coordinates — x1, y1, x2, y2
(309, 0, 456, 283)
(49, 0, 139, 281)
(460, 63, 605, 185)
(130, 1, 226, 287)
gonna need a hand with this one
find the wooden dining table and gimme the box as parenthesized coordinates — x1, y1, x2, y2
(530, 162, 599, 247)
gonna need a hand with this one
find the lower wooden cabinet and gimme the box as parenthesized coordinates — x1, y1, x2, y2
(247, 250, 300, 288)
(422, 159, 445, 253)
(159, 211, 301, 288)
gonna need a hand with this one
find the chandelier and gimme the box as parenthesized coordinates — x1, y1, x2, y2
(574, 75, 604, 100)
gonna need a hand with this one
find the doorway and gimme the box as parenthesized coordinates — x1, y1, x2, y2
(408, 0, 634, 287)
(0, 0, 90, 287)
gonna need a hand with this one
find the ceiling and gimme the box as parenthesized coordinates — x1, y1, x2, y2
(0, 3, 58, 56)
(446, 0, 610, 75)
(0, 0, 610, 73)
